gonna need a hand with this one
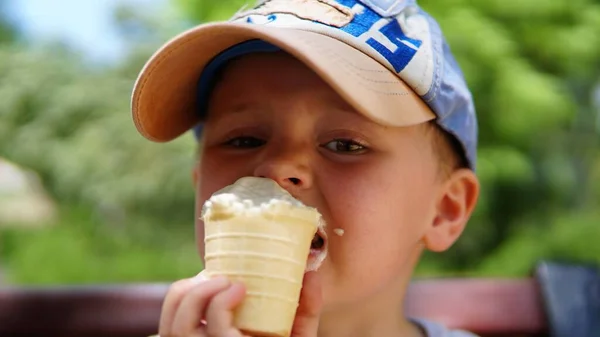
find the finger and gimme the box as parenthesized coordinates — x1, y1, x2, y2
(170, 276, 232, 336)
(291, 271, 322, 337)
(205, 282, 247, 336)
(159, 272, 210, 337)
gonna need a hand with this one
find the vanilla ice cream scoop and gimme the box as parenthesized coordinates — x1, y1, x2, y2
(201, 177, 327, 337)
(202, 176, 317, 223)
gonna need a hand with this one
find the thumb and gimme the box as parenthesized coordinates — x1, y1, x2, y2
(290, 271, 322, 337)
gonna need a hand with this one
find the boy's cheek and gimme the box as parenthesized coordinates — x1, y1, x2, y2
(198, 155, 247, 193)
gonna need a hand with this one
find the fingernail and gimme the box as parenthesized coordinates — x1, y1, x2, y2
(191, 271, 209, 284)
(192, 271, 231, 287)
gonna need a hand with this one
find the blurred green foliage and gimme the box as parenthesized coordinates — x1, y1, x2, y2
(0, 0, 599, 284)
(0, 44, 196, 225)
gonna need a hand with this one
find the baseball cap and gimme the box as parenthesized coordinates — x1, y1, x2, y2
(131, 0, 478, 169)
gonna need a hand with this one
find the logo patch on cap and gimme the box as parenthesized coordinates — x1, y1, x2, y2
(232, 0, 354, 28)
(231, 0, 434, 95)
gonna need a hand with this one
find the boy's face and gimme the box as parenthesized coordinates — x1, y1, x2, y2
(194, 52, 476, 311)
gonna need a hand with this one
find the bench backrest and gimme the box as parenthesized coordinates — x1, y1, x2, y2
(0, 278, 548, 337)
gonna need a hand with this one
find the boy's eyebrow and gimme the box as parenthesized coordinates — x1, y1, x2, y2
(322, 98, 385, 129)
(206, 94, 384, 131)
(205, 102, 266, 125)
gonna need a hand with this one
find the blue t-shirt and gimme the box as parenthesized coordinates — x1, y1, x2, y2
(413, 318, 480, 337)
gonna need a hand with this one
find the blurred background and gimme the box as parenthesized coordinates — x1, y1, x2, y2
(0, 0, 598, 286)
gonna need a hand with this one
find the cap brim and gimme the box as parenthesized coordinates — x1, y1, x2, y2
(131, 22, 436, 142)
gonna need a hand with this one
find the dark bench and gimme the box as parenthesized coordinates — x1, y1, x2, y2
(0, 261, 597, 337)
(0, 279, 545, 337)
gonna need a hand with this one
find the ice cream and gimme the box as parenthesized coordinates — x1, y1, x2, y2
(201, 177, 327, 337)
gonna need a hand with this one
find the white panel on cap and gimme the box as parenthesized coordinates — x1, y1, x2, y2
(358, 0, 408, 17)
(398, 12, 434, 96)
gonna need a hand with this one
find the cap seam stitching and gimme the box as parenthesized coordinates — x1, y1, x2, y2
(303, 37, 412, 93)
(327, 48, 412, 95)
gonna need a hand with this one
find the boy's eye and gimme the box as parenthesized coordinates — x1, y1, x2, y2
(225, 136, 265, 148)
(323, 139, 366, 153)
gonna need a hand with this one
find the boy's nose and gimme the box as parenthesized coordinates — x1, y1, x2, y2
(253, 153, 312, 191)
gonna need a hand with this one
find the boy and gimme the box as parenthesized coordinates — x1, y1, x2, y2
(131, 0, 480, 336)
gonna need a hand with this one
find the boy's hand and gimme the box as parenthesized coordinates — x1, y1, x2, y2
(158, 270, 322, 337)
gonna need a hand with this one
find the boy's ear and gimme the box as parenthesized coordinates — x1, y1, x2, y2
(423, 169, 480, 252)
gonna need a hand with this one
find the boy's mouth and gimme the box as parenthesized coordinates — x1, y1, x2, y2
(307, 227, 328, 271)
(311, 230, 325, 250)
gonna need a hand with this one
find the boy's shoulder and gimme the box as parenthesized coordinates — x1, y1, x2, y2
(413, 318, 480, 337)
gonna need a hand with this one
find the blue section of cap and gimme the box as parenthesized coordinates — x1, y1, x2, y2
(419, 9, 477, 170)
(193, 40, 282, 139)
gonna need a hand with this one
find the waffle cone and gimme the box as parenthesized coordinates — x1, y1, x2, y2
(201, 177, 324, 337)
